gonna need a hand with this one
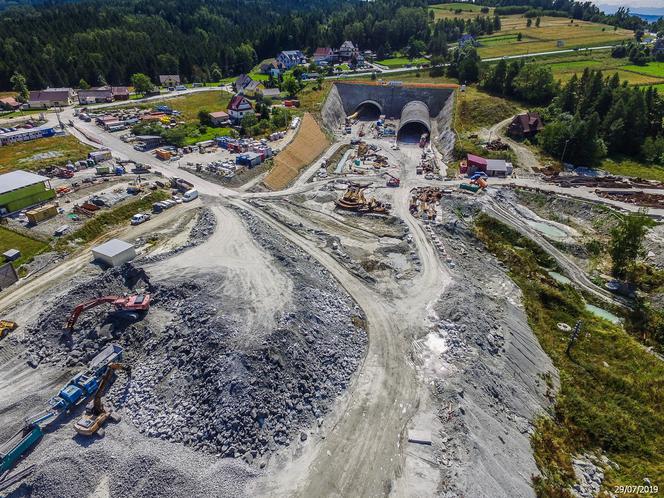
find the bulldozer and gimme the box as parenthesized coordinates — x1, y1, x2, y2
(0, 320, 17, 340)
(65, 294, 151, 332)
(73, 363, 130, 437)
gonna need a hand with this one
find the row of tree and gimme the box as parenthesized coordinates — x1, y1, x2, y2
(482, 58, 556, 104)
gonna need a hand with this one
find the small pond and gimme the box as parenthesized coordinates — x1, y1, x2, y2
(585, 304, 622, 324)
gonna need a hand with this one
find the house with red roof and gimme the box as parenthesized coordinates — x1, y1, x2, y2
(227, 94, 254, 123)
(507, 112, 544, 139)
(0, 96, 20, 110)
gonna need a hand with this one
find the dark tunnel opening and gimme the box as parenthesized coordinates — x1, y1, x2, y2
(354, 102, 381, 121)
(397, 122, 429, 144)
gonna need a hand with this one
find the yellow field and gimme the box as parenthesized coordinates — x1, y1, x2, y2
(477, 15, 632, 58)
(555, 68, 664, 86)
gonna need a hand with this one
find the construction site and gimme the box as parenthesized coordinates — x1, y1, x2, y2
(0, 81, 663, 498)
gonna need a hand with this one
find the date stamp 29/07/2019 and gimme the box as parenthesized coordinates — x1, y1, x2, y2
(613, 485, 659, 495)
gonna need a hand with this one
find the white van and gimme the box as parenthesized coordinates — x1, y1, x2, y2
(183, 189, 199, 202)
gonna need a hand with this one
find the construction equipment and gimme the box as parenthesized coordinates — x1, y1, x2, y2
(0, 424, 42, 475)
(74, 363, 129, 437)
(0, 320, 17, 340)
(384, 172, 400, 188)
(335, 184, 391, 214)
(65, 294, 151, 332)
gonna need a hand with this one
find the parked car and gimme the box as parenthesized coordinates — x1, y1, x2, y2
(130, 213, 151, 225)
(175, 85, 187, 91)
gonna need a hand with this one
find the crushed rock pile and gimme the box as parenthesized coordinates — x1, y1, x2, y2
(17, 210, 367, 464)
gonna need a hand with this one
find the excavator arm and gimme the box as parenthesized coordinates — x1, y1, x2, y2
(91, 363, 129, 415)
(65, 296, 121, 332)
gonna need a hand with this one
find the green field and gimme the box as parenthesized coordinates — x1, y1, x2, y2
(477, 33, 532, 47)
(129, 90, 232, 124)
(0, 134, 94, 175)
(0, 226, 48, 269)
(601, 157, 664, 183)
(376, 57, 429, 68)
(430, 2, 491, 21)
(621, 61, 664, 78)
(58, 190, 170, 248)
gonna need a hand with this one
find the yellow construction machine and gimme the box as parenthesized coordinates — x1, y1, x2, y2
(0, 320, 17, 340)
(73, 362, 130, 437)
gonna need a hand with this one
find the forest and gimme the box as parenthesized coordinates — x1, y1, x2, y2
(0, 0, 433, 89)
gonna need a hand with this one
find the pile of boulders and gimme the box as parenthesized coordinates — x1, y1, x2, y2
(19, 209, 367, 463)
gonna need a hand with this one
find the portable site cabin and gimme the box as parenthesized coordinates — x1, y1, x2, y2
(91, 239, 136, 267)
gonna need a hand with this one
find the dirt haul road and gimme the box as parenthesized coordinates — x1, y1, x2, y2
(239, 171, 450, 497)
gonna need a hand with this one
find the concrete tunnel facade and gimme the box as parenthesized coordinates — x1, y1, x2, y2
(353, 100, 383, 120)
(397, 101, 431, 142)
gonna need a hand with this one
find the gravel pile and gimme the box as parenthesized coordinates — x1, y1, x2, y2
(17, 210, 367, 465)
(141, 207, 217, 264)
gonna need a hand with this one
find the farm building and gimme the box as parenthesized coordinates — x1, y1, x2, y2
(0, 125, 56, 146)
(261, 87, 281, 99)
(92, 239, 136, 267)
(28, 88, 76, 108)
(463, 154, 512, 177)
(507, 112, 544, 139)
(227, 95, 254, 123)
(0, 170, 55, 214)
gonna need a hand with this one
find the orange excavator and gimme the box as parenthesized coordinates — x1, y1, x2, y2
(65, 294, 151, 332)
(74, 362, 130, 437)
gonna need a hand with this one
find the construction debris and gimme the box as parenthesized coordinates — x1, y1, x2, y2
(409, 187, 446, 220)
(335, 184, 391, 214)
(595, 190, 664, 208)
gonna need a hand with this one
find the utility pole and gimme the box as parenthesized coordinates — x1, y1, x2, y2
(566, 320, 583, 357)
(561, 139, 570, 165)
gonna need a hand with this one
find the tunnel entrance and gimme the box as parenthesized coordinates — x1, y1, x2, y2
(397, 122, 430, 143)
(354, 101, 382, 121)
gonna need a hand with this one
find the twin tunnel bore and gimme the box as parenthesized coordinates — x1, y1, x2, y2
(352, 100, 431, 143)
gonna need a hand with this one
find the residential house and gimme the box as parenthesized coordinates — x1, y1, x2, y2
(276, 50, 305, 70)
(28, 88, 76, 109)
(313, 47, 336, 64)
(338, 41, 359, 61)
(259, 61, 284, 77)
(0, 97, 20, 111)
(227, 94, 254, 123)
(507, 112, 544, 139)
(243, 80, 265, 98)
(209, 111, 230, 126)
(234, 74, 253, 93)
(159, 75, 181, 87)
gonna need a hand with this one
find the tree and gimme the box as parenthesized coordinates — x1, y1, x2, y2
(535, 16, 541, 28)
(78, 78, 91, 90)
(241, 112, 258, 131)
(527, 18, 532, 28)
(131, 73, 154, 95)
(211, 63, 222, 83)
(10, 72, 29, 103)
(315, 75, 324, 90)
(517, 32, 523, 41)
(407, 38, 426, 61)
(513, 65, 556, 104)
(610, 210, 653, 280)
(198, 110, 212, 126)
(281, 74, 299, 97)
(162, 126, 188, 147)
(457, 46, 480, 84)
